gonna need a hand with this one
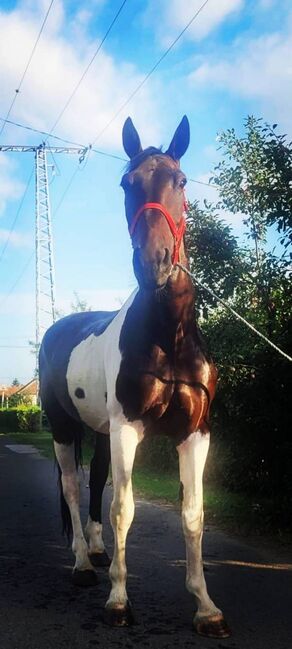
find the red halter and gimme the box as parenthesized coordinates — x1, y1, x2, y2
(129, 199, 187, 266)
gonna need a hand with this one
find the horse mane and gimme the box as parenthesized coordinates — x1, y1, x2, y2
(125, 146, 163, 172)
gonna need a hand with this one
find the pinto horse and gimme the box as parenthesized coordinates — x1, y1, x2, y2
(39, 116, 230, 638)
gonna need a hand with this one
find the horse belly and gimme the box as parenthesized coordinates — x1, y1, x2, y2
(67, 333, 108, 433)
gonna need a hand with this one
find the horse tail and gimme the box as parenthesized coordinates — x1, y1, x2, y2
(58, 464, 72, 540)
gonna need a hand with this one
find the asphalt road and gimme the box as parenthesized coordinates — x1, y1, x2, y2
(0, 434, 291, 649)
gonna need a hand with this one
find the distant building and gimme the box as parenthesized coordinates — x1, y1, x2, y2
(1, 385, 20, 408)
(13, 379, 38, 406)
(1, 379, 38, 407)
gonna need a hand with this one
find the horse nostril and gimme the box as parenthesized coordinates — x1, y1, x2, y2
(156, 248, 171, 269)
(163, 248, 171, 267)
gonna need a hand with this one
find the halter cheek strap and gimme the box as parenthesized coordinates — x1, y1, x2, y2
(129, 200, 187, 265)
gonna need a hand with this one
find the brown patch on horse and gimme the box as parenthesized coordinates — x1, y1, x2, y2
(117, 115, 217, 442)
(116, 270, 217, 443)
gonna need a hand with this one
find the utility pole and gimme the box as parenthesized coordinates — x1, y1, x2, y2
(0, 143, 87, 381)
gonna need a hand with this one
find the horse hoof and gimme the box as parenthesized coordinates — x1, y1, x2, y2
(72, 568, 97, 587)
(194, 614, 231, 638)
(104, 602, 134, 627)
(89, 551, 111, 568)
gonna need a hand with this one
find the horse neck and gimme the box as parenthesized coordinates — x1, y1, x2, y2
(163, 264, 195, 332)
(139, 249, 196, 339)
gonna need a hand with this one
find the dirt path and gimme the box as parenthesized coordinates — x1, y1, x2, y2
(0, 434, 291, 649)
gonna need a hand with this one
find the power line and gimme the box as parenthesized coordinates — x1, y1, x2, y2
(92, 0, 210, 145)
(49, 0, 211, 212)
(0, 0, 128, 308)
(0, 116, 126, 161)
(0, 345, 31, 349)
(0, 0, 55, 138)
(0, 168, 34, 263)
(189, 177, 217, 188)
(0, 116, 218, 186)
(0, 116, 85, 147)
(49, 0, 129, 135)
(0, 0, 56, 273)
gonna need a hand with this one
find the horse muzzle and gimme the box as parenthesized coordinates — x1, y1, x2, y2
(133, 247, 172, 290)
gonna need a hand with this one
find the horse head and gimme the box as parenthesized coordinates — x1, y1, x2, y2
(121, 116, 190, 290)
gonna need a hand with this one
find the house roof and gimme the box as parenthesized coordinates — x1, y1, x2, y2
(14, 379, 37, 396)
(0, 385, 21, 397)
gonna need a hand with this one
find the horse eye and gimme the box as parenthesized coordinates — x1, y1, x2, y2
(179, 177, 187, 188)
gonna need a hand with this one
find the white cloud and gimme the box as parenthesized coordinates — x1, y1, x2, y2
(0, 1, 161, 150)
(0, 155, 24, 215)
(189, 22, 292, 133)
(0, 229, 32, 248)
(143, 0, 244, 45)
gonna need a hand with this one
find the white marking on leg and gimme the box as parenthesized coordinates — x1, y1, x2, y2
(85, 517, 105, 554)
(177, 431, 222, 620)
(106, 418, 143, 609)
(54, 441, 93, 572)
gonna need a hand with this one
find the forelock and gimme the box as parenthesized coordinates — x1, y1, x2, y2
(125, 146, 163, 172)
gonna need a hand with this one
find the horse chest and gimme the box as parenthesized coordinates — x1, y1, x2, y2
(116, 337, 214, 442)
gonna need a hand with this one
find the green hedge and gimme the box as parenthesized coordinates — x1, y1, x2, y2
(0, 406, 41, 432)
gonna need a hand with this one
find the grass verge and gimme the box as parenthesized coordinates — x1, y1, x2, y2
(6, 429, 254, 532)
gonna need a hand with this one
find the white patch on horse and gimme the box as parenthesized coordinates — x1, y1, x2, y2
(85, 517, 105, 554)
(67, 333, 109, 432)
(106, 415, 144, 609)
(67, 290, 137, 432)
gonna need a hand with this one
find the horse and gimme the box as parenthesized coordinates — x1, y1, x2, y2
(39, 115, 230, 638)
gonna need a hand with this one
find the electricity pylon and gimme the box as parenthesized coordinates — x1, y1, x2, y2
(0, 142, 87, 379)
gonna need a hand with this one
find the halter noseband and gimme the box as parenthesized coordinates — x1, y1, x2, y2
(129, 200, 187, 266)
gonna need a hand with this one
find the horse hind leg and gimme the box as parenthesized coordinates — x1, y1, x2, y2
(54, 439, 97, 586)
(85, 431, 111, 567)
(42, 387, 97, 586)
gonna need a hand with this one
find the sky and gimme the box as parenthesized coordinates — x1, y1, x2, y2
(0, 0, 291, 385)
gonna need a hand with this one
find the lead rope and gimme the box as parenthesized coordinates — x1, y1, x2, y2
(177, 262, 292, 363)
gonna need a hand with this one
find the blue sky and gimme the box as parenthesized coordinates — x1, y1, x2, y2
(0, 0, 291, 384)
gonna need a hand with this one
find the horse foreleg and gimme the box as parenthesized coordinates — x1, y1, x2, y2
(54, 441, 96, 586)
(105, 420, 141, 626)
(177, 431, 231, 638)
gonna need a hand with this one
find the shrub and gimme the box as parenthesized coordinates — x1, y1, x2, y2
(0, 406, 41, 432)
(136, 434, 178, 473)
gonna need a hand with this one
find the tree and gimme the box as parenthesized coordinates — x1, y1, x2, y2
(184, 119, 292, 530)
(11, 378, 20, 386)
(70, 291, 91, 313)
(185, 201, 246, 315)
(211, 116, 292, 255)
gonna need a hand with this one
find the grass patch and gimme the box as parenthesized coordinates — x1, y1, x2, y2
(8, 430, 54, 459)
(7, 429, 95, 465)
(133, 467, 180, 503)
(131, 465, 253, 529)
(4, 428, 272, 535)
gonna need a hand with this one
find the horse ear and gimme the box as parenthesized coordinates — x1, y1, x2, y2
(122, 117, 142, 159)
(165, 115, 190, 161)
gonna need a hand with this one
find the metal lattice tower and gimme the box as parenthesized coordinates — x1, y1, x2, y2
(0, 142, 87, 378)
(35, 144, 56, 357)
